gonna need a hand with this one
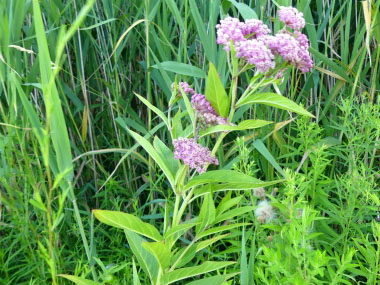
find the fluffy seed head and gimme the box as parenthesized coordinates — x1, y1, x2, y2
(173, 137, 219, 173)
(255, 200, 276, 223)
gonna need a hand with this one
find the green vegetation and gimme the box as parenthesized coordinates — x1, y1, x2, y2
(0, 0, 379, 284)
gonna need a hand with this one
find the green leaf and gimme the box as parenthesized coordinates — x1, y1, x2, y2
(216, 193, 242, 216)
(162, 261, 235, 284)
(200, 119, 272, 137)
(309, 47, 352, 83)
(11, 74, 46, 148)
(252, 139, 286, 177)
(213, 206, 254, 224)
(134, 92, 169, 127)
(164, 223, 197, 240)
(236, 92, 314, 118)
(93, 210, 162, 241)
(205, 62, 229, 117)
(185, 170, 277, 190)
(127, 128, 175, 187)
(182, 90, 195, 128)
(228, 0, 258, 20)
(196, 234, 230, 252)
(79, 18, 117, 30)
(58, 275, 101, 285)
(153, 137, 179, 177)
(189, 0, 214, 63)
(198, 223, 250, 239)
(165, 0, 184, 30)
(33, 0, 74, 181)
(142, 241, 171, 271)
(196, 193, 216, 234)
(185, 273, 239, 285)
(132, 258, 141, 285)
(193, 181, 283, 198)
(125, 230, 159, 283)
(151, 61, 206, 78)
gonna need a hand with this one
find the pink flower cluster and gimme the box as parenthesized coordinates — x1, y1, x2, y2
(278, 6, 305, 31)
(235, 40, 275, 73)
(260, 32, 312, 73)
(216, 17, 245, 50)
(173, 137, 219, 173)
(171, 81, 195, 95)
(191, 93, 228, 127)
(216, 17, 270, 51)
(215, 7, 313, 73)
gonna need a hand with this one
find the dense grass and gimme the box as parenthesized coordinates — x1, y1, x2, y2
(0, 0, 379, 284)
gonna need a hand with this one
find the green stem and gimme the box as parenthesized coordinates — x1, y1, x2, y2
(172, 194, 181, 227)
(228, 76, 239, 122)
(175, 188, 195, 228)
(70, 187, 98, 281)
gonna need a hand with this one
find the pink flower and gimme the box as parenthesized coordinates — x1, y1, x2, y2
(191, 93, 217, 115)
(171, 81, 195, 95)
(191, 93, 229, 127)
(242, 19, 271, 39)
(216, 17, 245, 50)
(173, 138, 219, 173)
(278, 6, 306, 31)
(235, 39, 275, 73)
(260, 32, 313, 73)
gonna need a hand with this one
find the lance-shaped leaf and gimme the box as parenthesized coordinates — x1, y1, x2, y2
(228, 0, 258, 20)
(127, 128, 175, 187)
(185, 170, 280, 190)
(125, 230, 159, 283)
(236, 92, 314, 118)
(205, 62, 229, 117)
(153, 137, 179, 177)
(196, 193, 216, 234)
(200, 119, 272, 137)
(142, 241, 171, 271)
(58, 275, 101, 285)
(151, 61, 206, 78)
(162, 261, 235, 284)
(134, 92, 169, 127)
(186, 273, 239, 285)
(93, 210, 162, 241)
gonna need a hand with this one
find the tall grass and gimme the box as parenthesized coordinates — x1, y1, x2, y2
(0, 0, 379, 283)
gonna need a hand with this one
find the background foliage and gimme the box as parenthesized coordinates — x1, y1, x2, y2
(0, 0, 379, 284)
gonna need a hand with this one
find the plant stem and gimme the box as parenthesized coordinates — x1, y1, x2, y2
(172, 194, 181, 227)
(175, 188, 195, 227)
(228, 76, 239, 122)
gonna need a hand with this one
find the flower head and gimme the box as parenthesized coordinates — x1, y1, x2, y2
(173, 137, 219, 173)
(216, 17, 245, 50)
(235, 39, 275, 73)
(191, 93, 217, 115)
(261, 32, 313, 73)
(278, 6, 306, 31)
(242, 19, 271, 39)
(171, 81, 195, 96)
(191, 93, 228, 127)
(255, 200, 276, 223)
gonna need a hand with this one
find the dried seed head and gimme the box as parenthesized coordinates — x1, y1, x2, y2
(253, 187, 266, 199)
(255, 200, 276, 223)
